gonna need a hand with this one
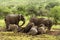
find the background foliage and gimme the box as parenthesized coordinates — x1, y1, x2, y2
(0, 0, 60, 24)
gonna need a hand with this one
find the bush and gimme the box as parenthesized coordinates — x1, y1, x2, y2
(49, 6, 60, 24)
(45, 2, 60, 10)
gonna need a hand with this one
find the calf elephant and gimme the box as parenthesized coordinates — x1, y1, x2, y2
(30, 17, 53, 31)
(21, 22, 34, 33)
(4, 14, 25, 30)
(27, 23, 38, 35)
(7, 24, 18, 32)
(37, 24, 48, 34)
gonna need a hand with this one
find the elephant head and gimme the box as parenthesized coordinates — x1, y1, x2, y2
(18, 14, 25, 26)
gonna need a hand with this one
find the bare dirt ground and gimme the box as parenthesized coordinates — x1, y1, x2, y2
(47, 28, 60, 36)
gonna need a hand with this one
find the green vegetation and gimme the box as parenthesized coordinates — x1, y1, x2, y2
(0, 19, 5, 27)
(0, 0, 60, 24)
(0, 19, 60, 40)
(50, 6, 60, 24)
(0, 32, 59, 40)
(0, 0, 60, 40)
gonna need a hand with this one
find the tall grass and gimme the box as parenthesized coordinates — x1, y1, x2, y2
(0, 19, 5, 27)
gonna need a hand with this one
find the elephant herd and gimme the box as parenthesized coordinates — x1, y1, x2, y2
(4, 14, 53, 35)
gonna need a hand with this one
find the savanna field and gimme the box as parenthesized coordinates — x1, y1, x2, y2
(0, 17, 60, 40)
(0, 0, 60, 40)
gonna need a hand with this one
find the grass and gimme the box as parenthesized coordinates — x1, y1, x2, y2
(0, 32, 59, 40)
(0, 19, 5, 27)
(0, 0, 60, 40)
(0, 19, 60, 40)
(52, 25, 60, 29)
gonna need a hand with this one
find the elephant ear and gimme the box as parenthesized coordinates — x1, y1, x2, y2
(18, 14, 25, 21)
(18, 14, 22, 20)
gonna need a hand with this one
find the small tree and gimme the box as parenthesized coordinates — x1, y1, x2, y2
(50, 6, 60, 24)
(26, 5, 37, 16)
(45, 2, 60, 10)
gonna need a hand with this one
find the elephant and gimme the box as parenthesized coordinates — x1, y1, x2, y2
(4, 14, 25, 30)
(7, 24, 18, 32)
(30, 17, 53, 32)
(21, 22, 34, 33)
(37, 24, 48, 34)
(21, 17, 53, 34)
(27, 23, 38, 35)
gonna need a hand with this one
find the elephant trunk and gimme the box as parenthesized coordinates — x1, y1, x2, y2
(18, 14, 25, 27)
(20, 20, 25, 26)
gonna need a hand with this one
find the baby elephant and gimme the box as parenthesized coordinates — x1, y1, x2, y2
(27, 23, 38, 35)
(37, 24, 48, 34)
(7, 24, 19, 32)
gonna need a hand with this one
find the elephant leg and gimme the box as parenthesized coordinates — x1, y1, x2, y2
(6, 24, 9, 29)
(46, 27, 51, 33)
(15, 23, 21, 32)
(6, 24, 10, 31)
(48, 27, 51, 31)
(15, 22, 19, 27)
(5, 21, 10, 30)
(6, 24, 8, 29)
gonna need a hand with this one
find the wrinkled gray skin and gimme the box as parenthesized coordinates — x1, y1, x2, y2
(21, 22, 34, 33)
(7, 24, 18, 32)
(37, 24, 48, 34)
(27, 23, 38, 35)
(5, 14, 25, 30)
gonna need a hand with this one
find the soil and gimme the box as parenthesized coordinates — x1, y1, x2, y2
(47, 28, 60, 36)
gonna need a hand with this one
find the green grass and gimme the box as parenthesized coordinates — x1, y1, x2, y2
(52, 25, 60, 29)
(0, 0, 60, 39)
(0, 19, 60, 40)
(0, 32, 59, 40)
(0, 19, 5, 27)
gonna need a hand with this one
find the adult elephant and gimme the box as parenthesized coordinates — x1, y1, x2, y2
(4, 14, 25, 30)
(21, 17, 53, 33)
(30, 17, 53, 32)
